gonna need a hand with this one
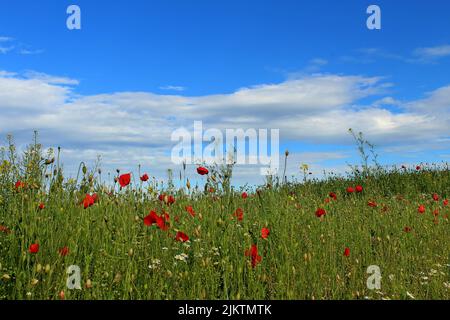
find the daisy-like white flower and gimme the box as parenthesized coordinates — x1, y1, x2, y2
(175, 253, 189, 263)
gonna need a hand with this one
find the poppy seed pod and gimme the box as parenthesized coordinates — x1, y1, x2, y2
(44, 158, 55, 165)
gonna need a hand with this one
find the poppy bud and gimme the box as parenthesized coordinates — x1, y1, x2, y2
(44, 158, 55, 165)
(186, 179, 191, 190)
(113, 273, 122, 283)
(82, 165, 87, 175)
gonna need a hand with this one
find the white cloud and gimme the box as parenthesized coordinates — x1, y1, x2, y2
(23, 71, 79, 85)
(159, 85, 186, 92)
(0, 36, 43, 56)
(0, 70, 449, 183)
(414, 45, 450, 60)
(19, 49, 44, 55)
(0, 46, 14, 54)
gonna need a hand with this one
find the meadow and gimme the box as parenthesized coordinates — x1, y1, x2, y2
(0, 133, 449, 300)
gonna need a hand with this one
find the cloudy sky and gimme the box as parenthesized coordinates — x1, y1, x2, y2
(1, 0, 449, 186)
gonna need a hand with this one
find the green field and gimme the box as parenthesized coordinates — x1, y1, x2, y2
(1, 135, 449, 300)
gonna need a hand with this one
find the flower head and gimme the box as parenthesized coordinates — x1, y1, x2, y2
(83, 194, 95, 209)
(233, 208, 244, 221)
(175, 231, 189, 242)
(367, 200, 377, 208)
(59, 246, 69, 257)
(315, 208, 326, 218)
(118, 173, 131, 188)
(261, 227, 270, 239)
(418, 205, 426, 214)
(29, 243, 39, 254)
(185, 205, 196, 218)
(245, 244, 262, 268)
(343, 247, 350, 257)
(143, 210, 159, 226)
(197, 167, 209, 175)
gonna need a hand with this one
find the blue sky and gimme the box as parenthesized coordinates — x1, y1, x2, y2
(1, 0, 450, 185)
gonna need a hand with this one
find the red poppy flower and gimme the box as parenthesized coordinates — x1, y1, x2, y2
(346, 187, 355, 194)
(432, 193, 439, 201)
(209, 187, 215, 193)
(355, 185, 363, 193)
(416, 166, 421, 171)
(140, 173, 149, 182)
(143, 211, 159, 226)
(315, 208, 326, 218)
(59, 246, 69, 257)
(15, 180, 25, 190)
(0, 225, 11, 234)
(329, 192, 337, 200)
(403, 226, 412, 233)
(367, 200, 377, 208)
(418, 205, 426, 214)
(175, 231, 189, 242)
(234, 208, 244, 221)
(158, 194, 165, 202)
(167, 195, 175, 205)
(156, 215, 169, 231)
(343, 247, 350, 257)
(118, 173, 131, 188)
(83, 194, 95, 209)
(241, 192, 248, 199)
(197, 167, 209, 175)
(185, 205, 196, 218)
(92, 193, 99, 203)
(443, 199, 449, 206)
(261, 228, 270, 239)
(38, 203, 45, 210)
(162, 211, 170, 222)
(245, 244, 262, 268)
(324, 198, 330, 203)
(29, 243, 39, 254)
(433, 209, 439, 217)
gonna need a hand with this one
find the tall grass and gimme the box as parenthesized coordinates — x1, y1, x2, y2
(0, 132, 449, 300)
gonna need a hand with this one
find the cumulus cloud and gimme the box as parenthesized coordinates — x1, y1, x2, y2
(0, 70, 449, 183)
